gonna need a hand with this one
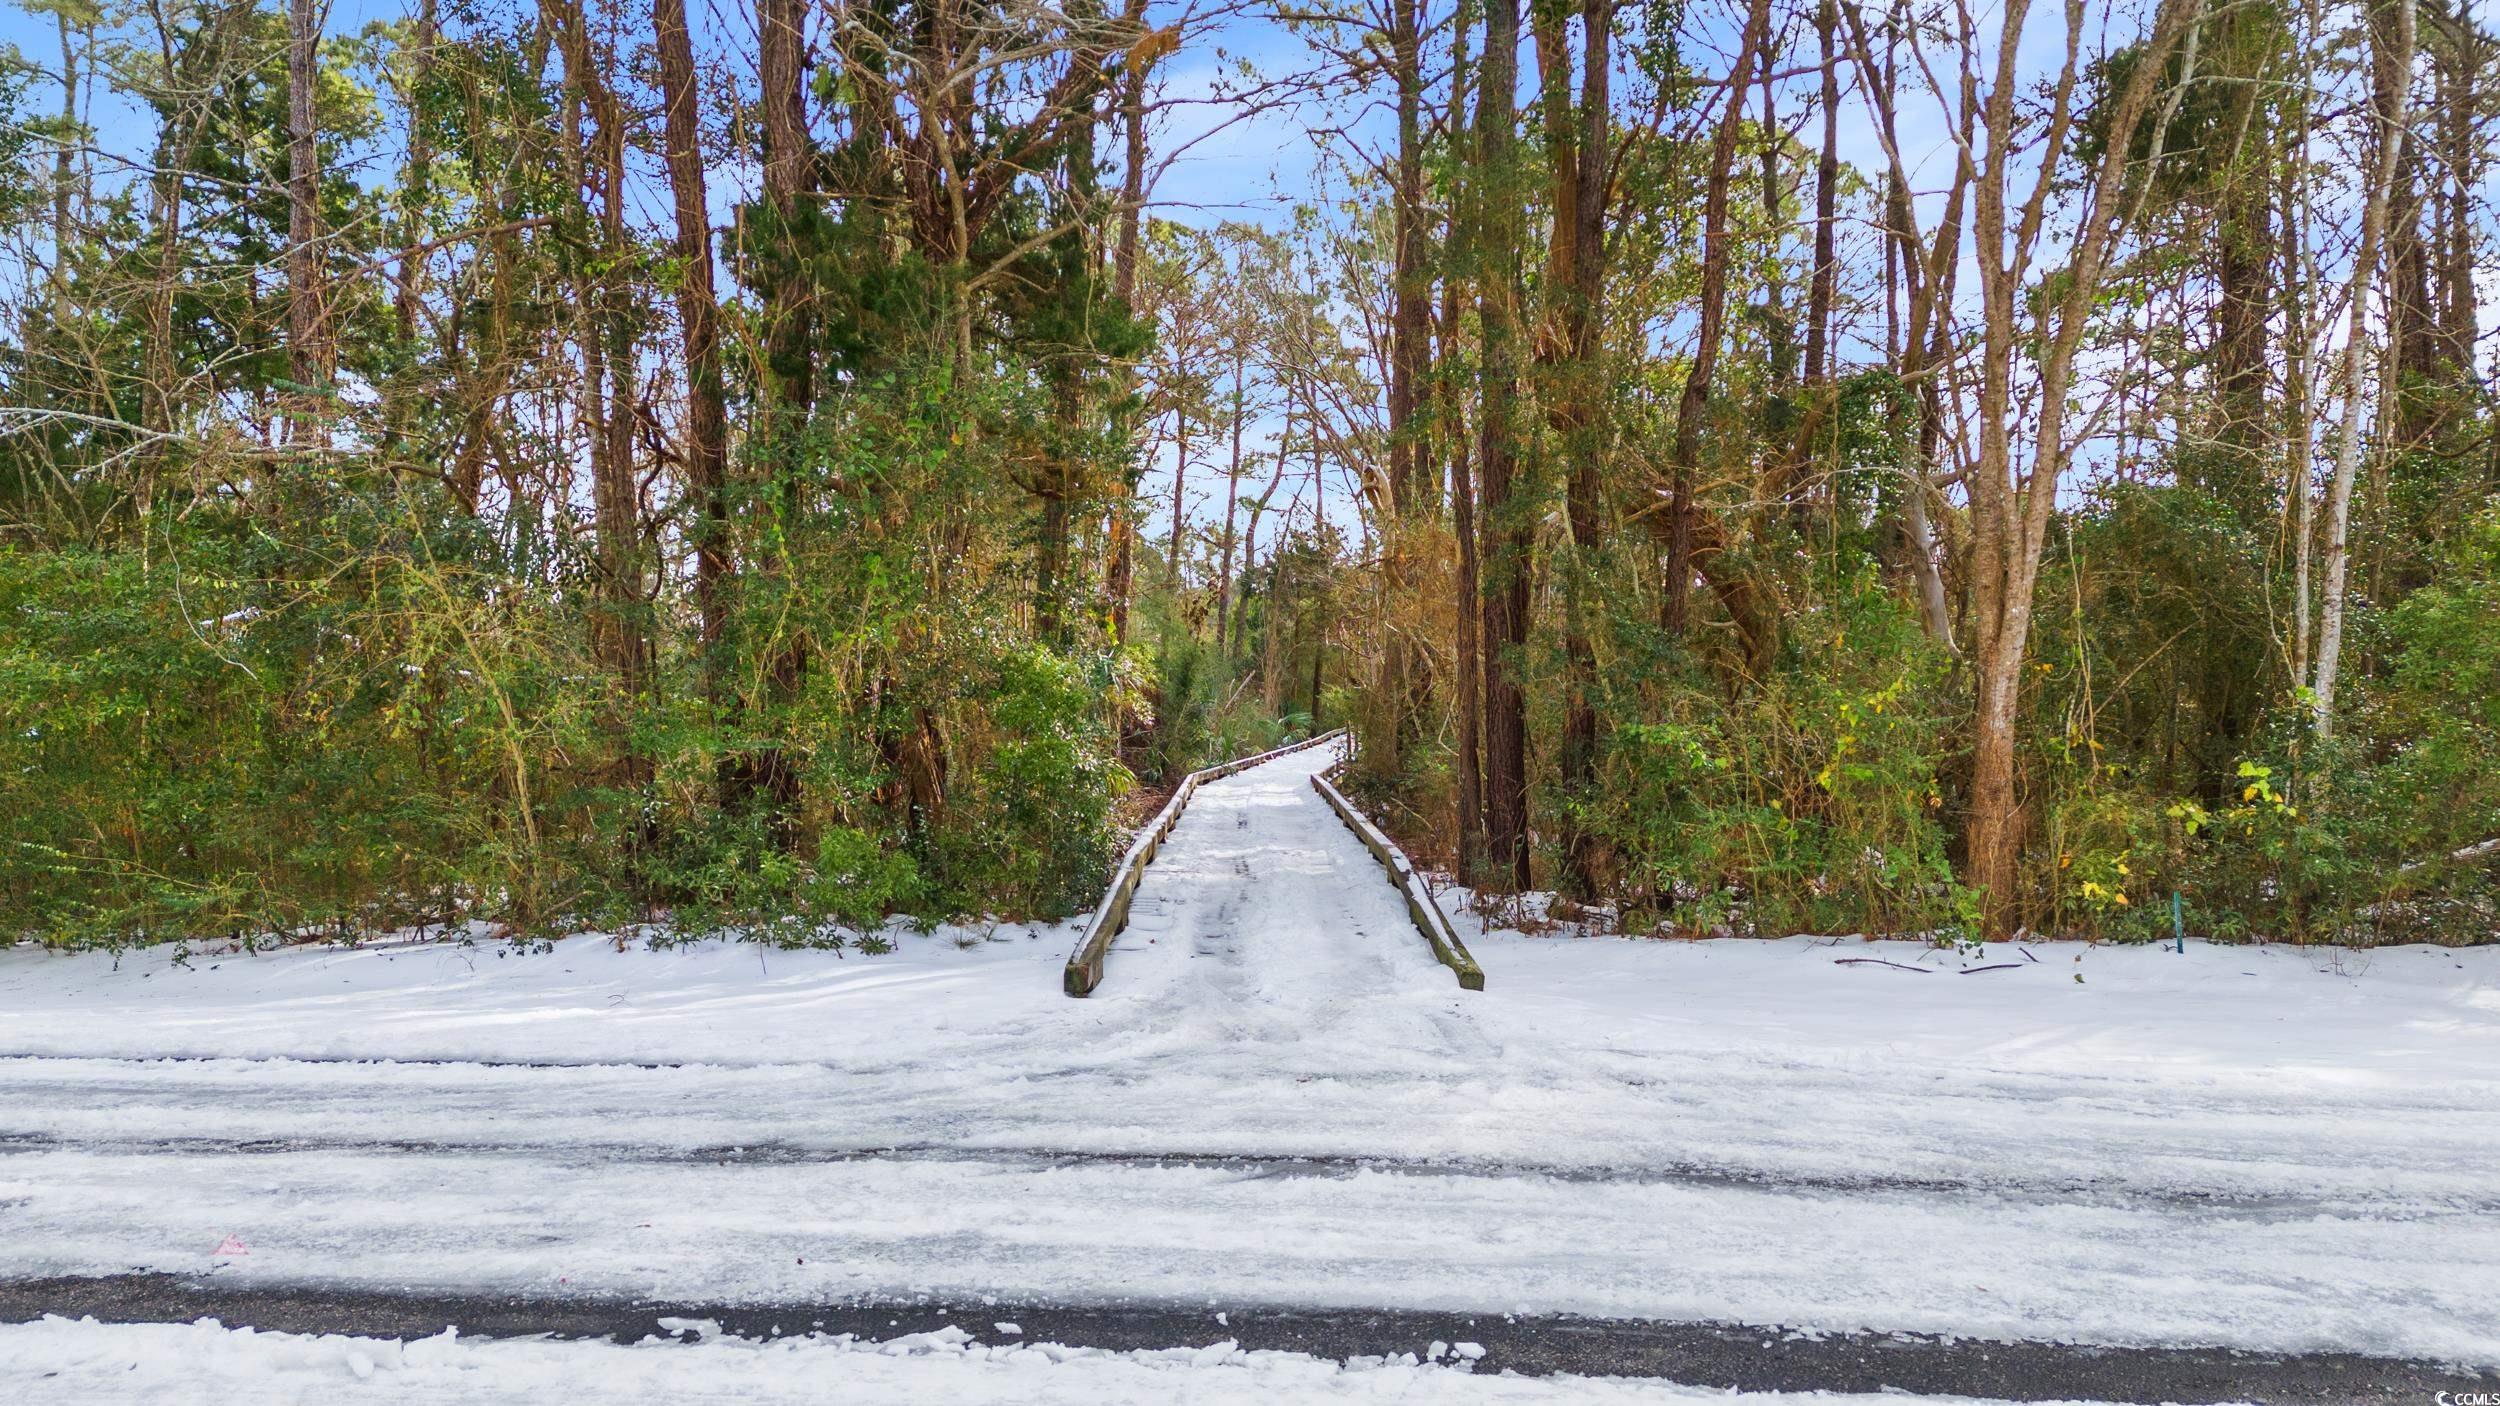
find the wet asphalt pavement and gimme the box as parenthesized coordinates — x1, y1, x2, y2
(4, 1273, 2491, 1404)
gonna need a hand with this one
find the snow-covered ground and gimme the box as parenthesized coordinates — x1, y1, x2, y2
(2, 1317, 2131, 1406)
(4, 743, 2498, 1396)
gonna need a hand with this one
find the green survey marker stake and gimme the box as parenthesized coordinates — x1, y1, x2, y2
(2172, 892, 2185, 955)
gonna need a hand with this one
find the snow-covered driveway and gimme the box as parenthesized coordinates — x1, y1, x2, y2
(5, 744, 2499, 1402)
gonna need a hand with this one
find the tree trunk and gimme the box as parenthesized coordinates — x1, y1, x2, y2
(2284, 133, 2315, 691)
(1777, 0, 1844, 548)
(1442, 10, 1485, 878)
(1538, 0, 1612, 901)
(1375, 0, 1433, 778)
(1473, 0, 1532, 892)
(732, 0, 814, 821)
(50, 10, 77, 284)
(1804, 0, 1839, 393)
(1034, 10, 1117, 649)
(1106, 1, 1149, 646)
(2201, 0, 2277, 501)
(758, 0, 814, 422)
(1963, 0, 2197, 936)
(1757, 50, 1792, 396)
(2313, 0, 2416, 739)
(1256, 480, 1300, 704)
(1036, 489, 1073, 644)
(2430, 16, 2479, 376)
(1237, 456, 1287, 655)
(1843, 0, 1961, 651)
(285, 0, 326, 447)
(655, 0, 732, 733)
(393, 0, 437, 351)
(1214, 356, 1247, 647)
(1309, 629, 1324, 723)
(547, 0, 649, 799)
(1166, 407, 1190, 591)
(1451, 414, 1486, 881)
(1664, 0, 1771, 636)
(2384, 133, 2439, 451)
(2209, 178, 2273, 490)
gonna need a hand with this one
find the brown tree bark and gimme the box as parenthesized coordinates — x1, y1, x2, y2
(1236, 454, 1289, 655)
(1473, 0, 1532, 891)
(1214, 354, 1247, 646)
(1169, 405, 1193, 592)
(655, 0, 732, 728)
(1964, 0, 2195, 936)
(393, 0, 436, 351)
(50, 8, 76, 284)
(2210, 181, 2274, 481)
(727, 0, 815, 821)
(2430, 12, 2481, 377)
(546, 0, 651, 795)
(140, 7, 216, 458)
(1663, 0, 1771, 638)
(2202, 0, 2278, 494)
(2385, 145, 2439, 448)
(2371, 0, 2445, 454)
(757, 0, 814, 422)
(1757, 47, 1792, 394)
(1106, 0, 1151, 645)
(1372, 0, 1434, 779)
(1844, 0, 1960, 649)
(1537, 0, 1613, 901)
(1387, 0, 1431, 519)
(1804, 0, 1840, 393)
(285, 0, 326, 447)
(1441, 10, 1485, 878)
(1031, 0, 1117, 648)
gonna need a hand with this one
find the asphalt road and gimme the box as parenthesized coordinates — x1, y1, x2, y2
(4, 1273, 2491, 1404)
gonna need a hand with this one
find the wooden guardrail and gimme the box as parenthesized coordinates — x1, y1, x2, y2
(1311, 765, 1485, 991)
(1062, 729, 1347, 997)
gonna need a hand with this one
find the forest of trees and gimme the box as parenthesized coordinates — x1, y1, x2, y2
(1, 0, 2495, 948)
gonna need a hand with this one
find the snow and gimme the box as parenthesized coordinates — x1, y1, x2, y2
(0, 1316, 2156, 1406)
(3, 744, 2498, 1370)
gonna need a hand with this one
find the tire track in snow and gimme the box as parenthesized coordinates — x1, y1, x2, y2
(0, 1129, 2481, 1218)
(6, 1139, 2492, 1368)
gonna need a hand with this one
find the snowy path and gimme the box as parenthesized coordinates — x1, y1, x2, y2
(6, 744, 2500, 1402)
